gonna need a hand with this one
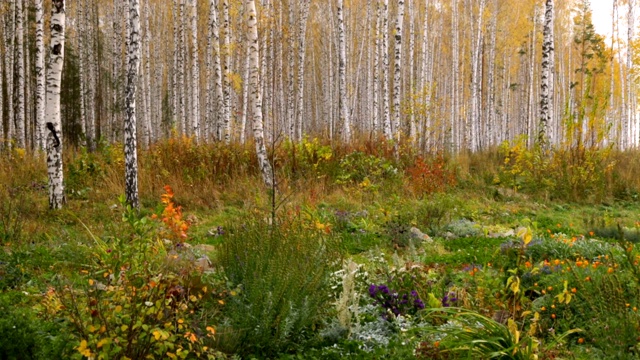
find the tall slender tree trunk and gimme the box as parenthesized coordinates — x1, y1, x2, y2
(246, 0, 274, 188)
(125, 0, 141, 209)
(222, 0, 231, 142)
(4, 0, 15, 150)
(627, 0, 635, 148)
(451, 0, 459, 151)
(381, 0, 391, 140)
(372, 0, 381, 135)
(295, 0, 311, 141)
(46, 0, 66, 209)
(190, 0, 200, 140)
(470, 0, 485, 151)
(15, 0, 25, 149)
(35, 0, 46, 151)
(539, 0, 554, 148)
(392, 0, 404, 142)
(337, 0, 350, 142)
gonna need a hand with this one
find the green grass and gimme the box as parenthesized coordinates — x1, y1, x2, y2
(2, 141, 640, 358)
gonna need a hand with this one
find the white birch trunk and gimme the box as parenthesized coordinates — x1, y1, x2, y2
(295, 0, 311, 141)
(337, 0, 350, 142)
(15, 0, 25, 149)
(4, 0, 15, 149)
(407, 0, 415, 142)
(190, 0, 200, 140)
(246, 0, 274, 188)
(392, 0, 404, 142)
(222, 0, 231, 143)
(46, 0, 66, 209)
(539, 0, 554, 148)
(35, 0, 46, 151)
(125, 0, 141, 208)
(372, 0, 381, 135)
(381, 0, 391, 140)
(470, 0, 485, 151)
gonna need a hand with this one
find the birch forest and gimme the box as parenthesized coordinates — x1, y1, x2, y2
(4, 1, 640, 359)
(1, 0, 638, 154)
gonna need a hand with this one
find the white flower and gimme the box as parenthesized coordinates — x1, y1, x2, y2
(145, 301, 153, 307)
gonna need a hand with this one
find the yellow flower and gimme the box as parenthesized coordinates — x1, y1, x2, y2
(76, 340, 92, 358)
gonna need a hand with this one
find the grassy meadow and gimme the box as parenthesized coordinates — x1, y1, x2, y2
(1, 137, 640, 359)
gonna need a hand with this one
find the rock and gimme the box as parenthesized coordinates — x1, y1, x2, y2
(185, 214, 199, 225)
(444, 231, 456, 240)
(194, 255, 212, 272)
(193, 244, 216, 253)
(409, 227, 432, 243)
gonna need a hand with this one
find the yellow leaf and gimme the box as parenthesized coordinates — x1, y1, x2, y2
(115, 305, 122, 312)
(97, 338, 109, 348)
(88, 279, 94, 286)
(189, 295, 197, 302)
(153, 330, 162, 340)
(87, 325, 97, 333)
(76, 340, 92, 358)
(166, 353, 177, 360)
(121, 324, 129, 332)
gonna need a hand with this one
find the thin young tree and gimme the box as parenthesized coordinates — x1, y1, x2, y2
(15, 0, 26, 149)
(35, 0, 46, 151)
(392, 0, 404, 142)
(46, 0, 66, 209)
(337, 0, 350, 142)
(124, 0, 141, 208)
(190, 0, 200, 139)
(539, 0, 554, 148)
(246, 0, 274, 188)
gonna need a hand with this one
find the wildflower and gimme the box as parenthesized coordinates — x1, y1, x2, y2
(541, 306, 546, 311)
(578, 338, 584, 344)
(551, 313, 556, 319)
(589, 231, 594, 236)
(525, 261, 532, 268)
(571, 288, 577, 294)
(607, 267, 614, 274)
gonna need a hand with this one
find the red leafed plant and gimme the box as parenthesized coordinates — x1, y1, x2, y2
(153, 185, 189, 242)
(406, 155, 457, 196)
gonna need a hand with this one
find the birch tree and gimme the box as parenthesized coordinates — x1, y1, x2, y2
(246, 0, 274, 188)
(337, 0, 350, 141)
(222, 0, 231, 142)
(46, 0, 66, 209)
(125, 0, 141, 208)
(470, 0, 485, 151)
(539, 0, 554, 147)
(380, 0, 391, 140)
(392, 0, 404, 142)
(15, 0, 26, 149)
(35, 0, 45, 151)
(295, 0, 311, 141)
(190, 0, 200, 139)
(4, 0, 15, 149)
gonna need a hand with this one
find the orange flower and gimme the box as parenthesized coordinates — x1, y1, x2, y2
(571, 288, 577, 294)
(578, 338, 584, 344)
(589, 231, 594, 236)
(525, 261, 532, 268)
(551, 313, 556, 319)
(607, 267, 614, 274)
(540, 306, 546, 311)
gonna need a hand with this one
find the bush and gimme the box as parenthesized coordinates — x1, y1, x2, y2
(217, 216, 340, 357)
(0, 292, 71, 359)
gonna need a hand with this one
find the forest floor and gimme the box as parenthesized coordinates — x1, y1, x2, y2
(1, 138, 640, 359)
